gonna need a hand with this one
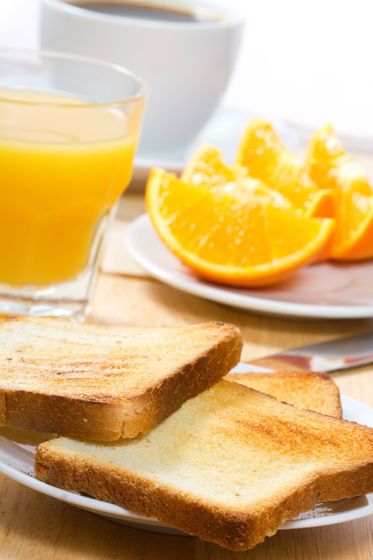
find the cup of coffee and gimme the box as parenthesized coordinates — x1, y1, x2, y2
(41, 0, 245, 157)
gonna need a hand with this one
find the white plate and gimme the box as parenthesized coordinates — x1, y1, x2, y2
(126, 215, 373, 320)
(0, 363, 372, 534)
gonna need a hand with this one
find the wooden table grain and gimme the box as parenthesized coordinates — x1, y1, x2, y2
(0, 193, 372, 560)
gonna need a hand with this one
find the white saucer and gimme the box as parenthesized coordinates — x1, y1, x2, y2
(126, 215, 373, 320)
(0, 362, 372, 535)
(132, 106, 301, 187)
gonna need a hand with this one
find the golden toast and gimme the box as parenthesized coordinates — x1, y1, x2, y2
(35, 380, 373, 550)
(226, 370, 342, 417)
(0, 317, 242, 441)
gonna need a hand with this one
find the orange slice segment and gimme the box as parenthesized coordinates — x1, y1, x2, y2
(182, 144, 291, 208)
(236, 119, 334, 218)
(307, 124, 372, 195)
(332, 192, 373, 260)
(182, 144, 247, 186)
(146, 168, 335, 287)
(307, 125, 373, 260)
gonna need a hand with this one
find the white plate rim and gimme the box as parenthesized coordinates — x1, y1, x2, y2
(125, 215, 373, 320)
(0, 385, 372, 533)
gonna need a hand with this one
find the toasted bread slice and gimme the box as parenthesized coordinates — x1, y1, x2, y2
(225, 370, 342, 417)
(0, 318, 242, 441)
(35, 381, 373, 551)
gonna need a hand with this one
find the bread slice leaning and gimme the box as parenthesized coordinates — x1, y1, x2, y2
(0, 318, 242, 441)
(225, 370, 342, 417)
(35, 381, 373, 551)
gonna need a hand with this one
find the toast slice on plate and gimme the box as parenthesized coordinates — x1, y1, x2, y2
(0, 317, 242, 441)
(225, 370, 342, 417)
(35, 380, 373, 551)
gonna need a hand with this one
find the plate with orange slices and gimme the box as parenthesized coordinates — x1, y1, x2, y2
(126, 120, 373, 319)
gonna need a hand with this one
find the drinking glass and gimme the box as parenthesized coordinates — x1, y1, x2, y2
(0, 50, 146, 320)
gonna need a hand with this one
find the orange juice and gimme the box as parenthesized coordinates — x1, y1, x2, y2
(0, 90, 139, 286)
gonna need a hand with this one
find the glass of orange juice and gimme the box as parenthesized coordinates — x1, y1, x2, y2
(0, 50, 146, 319)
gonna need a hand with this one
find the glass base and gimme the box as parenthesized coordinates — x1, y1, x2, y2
(0, 296, 88, 322)
(0, 294, 87, 323)
(0, 265, 97, 322)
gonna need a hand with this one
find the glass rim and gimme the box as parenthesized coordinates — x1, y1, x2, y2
(0, 49, 147, 108)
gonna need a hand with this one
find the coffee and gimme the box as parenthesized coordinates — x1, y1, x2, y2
(74, 1, 222, 24)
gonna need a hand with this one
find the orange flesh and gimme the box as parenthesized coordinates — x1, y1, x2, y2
(147, 168, 334, 287)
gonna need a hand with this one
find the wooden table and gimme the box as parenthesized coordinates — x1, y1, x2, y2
(0, 193, 372, 560)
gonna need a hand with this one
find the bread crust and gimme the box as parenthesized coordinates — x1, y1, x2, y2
(1, 392, 126, 441)
(35, 444, 373, 551)
(225, 370, 342, 418)
(0, 320, 242, 441)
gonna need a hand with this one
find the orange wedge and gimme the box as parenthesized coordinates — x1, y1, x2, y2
(307, 124, 372, 195)
(307, 125, 373, 260)
(182, 144, 291, 208)
(146, 168, 335, 287)
(182, 144, 247, 186)
(332, 192, 373, 260)
(236, 119, 334, 218)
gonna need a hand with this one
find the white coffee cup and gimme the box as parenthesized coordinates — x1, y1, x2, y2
(40, 0, 245, 157)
